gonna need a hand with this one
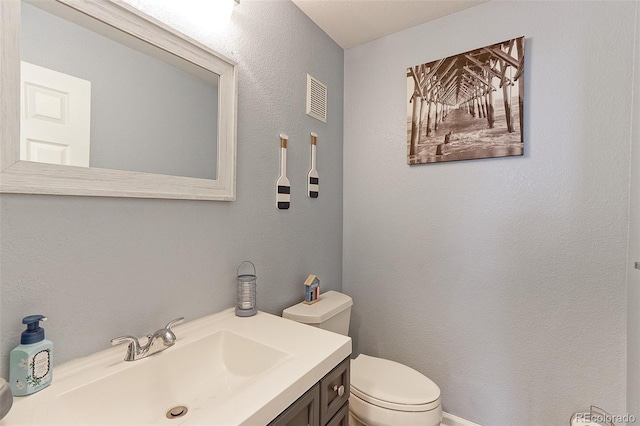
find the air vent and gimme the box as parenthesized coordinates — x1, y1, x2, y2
(306, 74, 327, 123)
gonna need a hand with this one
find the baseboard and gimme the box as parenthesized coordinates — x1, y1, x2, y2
(442, 411, 482, 426)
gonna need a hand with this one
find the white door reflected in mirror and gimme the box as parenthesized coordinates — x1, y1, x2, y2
(20, 61, 91, 167)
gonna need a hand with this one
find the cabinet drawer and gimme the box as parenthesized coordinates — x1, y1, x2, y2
(325, 401, 349, 426)
(319, 357, 350, 425)
(269, 384, 320, 426)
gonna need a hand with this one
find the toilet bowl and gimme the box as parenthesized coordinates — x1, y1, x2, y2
(282, 291, 442, 426)
(349, 354, 442, 426)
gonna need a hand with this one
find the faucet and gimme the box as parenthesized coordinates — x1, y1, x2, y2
(111, 317, 184, 361)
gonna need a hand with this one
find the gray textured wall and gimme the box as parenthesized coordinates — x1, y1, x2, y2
(0, 0, 344, 378)
(21, 2, 218, 180)
(343, 2, 634, 425)
(628, 2, 640, 420)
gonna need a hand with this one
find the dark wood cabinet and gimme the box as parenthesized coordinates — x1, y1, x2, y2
(269, 384, 320, 426)
(269, 357, 350, 426)
(320, 358, 350, 425)
(325, 402, 349, 426)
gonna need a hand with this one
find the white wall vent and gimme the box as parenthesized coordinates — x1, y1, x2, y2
(306, 74, 327, 123)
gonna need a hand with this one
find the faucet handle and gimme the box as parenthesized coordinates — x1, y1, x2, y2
(111, 335, 141, 361)
(111, 335, 140, 347)
(165, 317, 184, 331)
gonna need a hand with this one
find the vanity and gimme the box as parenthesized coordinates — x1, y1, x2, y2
(269, 357, 350, 426)
(0, 308, 351, 425)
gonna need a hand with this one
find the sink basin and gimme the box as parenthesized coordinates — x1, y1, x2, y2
(59, 331, 291, 425)
(0, 308, 351, 425)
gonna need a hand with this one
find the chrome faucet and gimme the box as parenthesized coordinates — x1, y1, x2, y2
(111, 317, 184, 361)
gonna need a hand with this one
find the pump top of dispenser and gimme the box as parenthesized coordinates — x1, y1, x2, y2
(21, 315, 47, 344)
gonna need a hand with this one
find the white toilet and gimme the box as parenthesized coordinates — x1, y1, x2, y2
(283, 290, 442, 426)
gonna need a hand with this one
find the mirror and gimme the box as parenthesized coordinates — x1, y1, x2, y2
(21, 1, 220, 180)
(0, 0, 237, 200)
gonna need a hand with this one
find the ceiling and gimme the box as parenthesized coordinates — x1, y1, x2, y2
(291, 0, 487, 49)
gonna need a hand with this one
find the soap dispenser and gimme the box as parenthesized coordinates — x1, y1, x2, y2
(9, 315, 53, 396)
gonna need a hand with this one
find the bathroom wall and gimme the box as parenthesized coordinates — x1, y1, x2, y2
(343, 2, 635, 425)
(628, 2, 640, 420)
(0, 0, 344, 377)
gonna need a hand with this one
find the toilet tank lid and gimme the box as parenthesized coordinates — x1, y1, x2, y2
(282, 290, 353, 324)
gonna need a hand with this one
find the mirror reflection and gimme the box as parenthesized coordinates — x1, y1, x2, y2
(20, 1, 219, 180)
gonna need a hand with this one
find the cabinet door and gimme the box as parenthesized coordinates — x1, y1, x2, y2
(320, 358, 350, 425)
(269, 384, 320, 426)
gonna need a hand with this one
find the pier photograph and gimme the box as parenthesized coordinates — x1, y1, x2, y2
(407, 36, 524, 164)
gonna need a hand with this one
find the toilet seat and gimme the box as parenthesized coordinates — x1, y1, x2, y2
(350, 354, 441, 412)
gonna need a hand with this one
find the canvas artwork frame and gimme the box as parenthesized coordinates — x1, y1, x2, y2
(407, 36, 525, 165)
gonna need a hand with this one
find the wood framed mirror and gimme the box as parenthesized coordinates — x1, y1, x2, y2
(0, 0, 237, 200)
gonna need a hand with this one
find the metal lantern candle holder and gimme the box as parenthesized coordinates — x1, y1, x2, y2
(236, 261, 257, 317)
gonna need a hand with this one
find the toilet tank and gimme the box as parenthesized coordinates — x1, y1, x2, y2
(282, 290, 353, 336)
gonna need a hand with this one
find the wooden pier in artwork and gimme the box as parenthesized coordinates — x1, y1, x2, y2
(407, 37, 524, 164)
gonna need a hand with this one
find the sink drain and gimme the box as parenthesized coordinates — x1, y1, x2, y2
(166, 406, 188, 419)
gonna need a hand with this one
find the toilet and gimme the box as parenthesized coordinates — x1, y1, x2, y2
(283, 290, 442, 426)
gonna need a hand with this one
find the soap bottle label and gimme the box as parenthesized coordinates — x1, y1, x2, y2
(31, 349, 51, 383)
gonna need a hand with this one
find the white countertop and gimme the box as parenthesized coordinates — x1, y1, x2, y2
(0, 308, 351, 425)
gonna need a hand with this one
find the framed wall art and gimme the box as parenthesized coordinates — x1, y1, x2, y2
(407, 36, 525, 164)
